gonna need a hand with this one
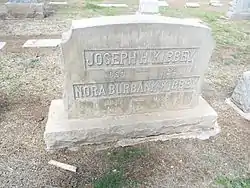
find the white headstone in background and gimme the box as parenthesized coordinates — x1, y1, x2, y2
(227, 0, 250, 19)
(137, 0, 159, 14)
(226, 71, 250, 120)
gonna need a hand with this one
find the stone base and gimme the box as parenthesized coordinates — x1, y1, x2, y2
(226, 11, 250, 20)
(226, 98, 250, 120)
(5, 2, 45, 18)
(44, 97, 220, 150)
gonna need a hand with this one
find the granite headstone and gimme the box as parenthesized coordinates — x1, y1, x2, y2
(44, 13, 220, 150)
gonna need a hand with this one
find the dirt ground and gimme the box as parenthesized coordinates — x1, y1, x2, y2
(0, 0, 250, 187)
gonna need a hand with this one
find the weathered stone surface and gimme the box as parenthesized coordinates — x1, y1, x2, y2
(44, 14, 219, 149)
(61, 15, 214, 119)
(231, 71, 250, 113)
(44, 97, 219, 150)
(5, 2, 45, 18)
(227, 0, 250, 19)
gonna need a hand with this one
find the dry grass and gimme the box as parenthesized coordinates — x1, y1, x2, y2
(0, 0, 250, 187)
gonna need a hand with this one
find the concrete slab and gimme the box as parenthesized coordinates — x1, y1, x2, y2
(48, 1, 67, 5)
(44, 97, 219, 150)
(22, 39, 61, 48)
(96, 3, 128, 8)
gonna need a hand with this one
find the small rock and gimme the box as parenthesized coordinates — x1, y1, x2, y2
(68, 147, 79, 152)
(220, 15, 228, 20)
(36, 116, 45, 122)
(48, 160, 77, 172)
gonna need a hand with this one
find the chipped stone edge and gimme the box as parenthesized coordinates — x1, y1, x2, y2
(46, 124, 220, 151)
(225, 98, 250, 120)
(115, 122, 220, 147)
(44, 97, 220, 150)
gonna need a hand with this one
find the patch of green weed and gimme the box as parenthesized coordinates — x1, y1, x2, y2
(85, 2, 103, 10)
(108, 147, 147, 164)
(216, 177, 250, 188)
(93, 168, 138, 188)
(93, 169, 125, 188)
(162, 8, 250, 57)
(92, 147, 146, 187)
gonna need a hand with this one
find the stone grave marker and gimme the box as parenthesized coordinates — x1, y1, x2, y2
(227, 0, 250, 19)
(137, 0, 159, 14)
(44, 12, 220, 150)
(5, 0, 45, 18)
(226, 71, 250, 120)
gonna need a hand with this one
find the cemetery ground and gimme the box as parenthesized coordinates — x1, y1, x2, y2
(0, 0, 250, 187)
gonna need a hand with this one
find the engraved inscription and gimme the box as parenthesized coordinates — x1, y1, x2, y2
(99, 65, 194, 82)
(83, 48, 198, 69)
(130, 91, 194, 113)
(107, 69, 125, 79)
(99, 98, 130, 114)
(73, 77, 199, 99)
